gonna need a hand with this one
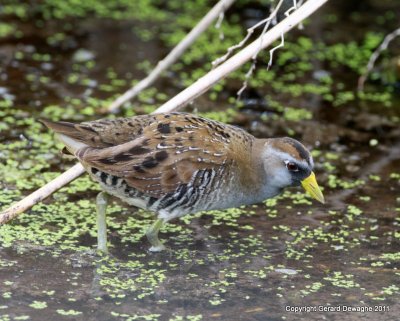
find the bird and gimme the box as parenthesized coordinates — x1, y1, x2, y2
(41, 112, 324, 252)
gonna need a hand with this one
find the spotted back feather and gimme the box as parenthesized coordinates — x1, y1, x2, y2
(42, 113, 254, 198)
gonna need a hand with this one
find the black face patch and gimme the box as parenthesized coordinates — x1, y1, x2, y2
(290, 166, 312, 186)
(157, 123, 171, 134)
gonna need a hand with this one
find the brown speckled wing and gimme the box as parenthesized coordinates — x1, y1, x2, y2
(75, 113, 243, 198)
(41, 116, 157, 148)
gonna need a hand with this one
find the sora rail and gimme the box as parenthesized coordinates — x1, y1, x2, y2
(41, 112, 324, 252)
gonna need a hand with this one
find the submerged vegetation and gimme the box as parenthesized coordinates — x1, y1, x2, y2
(0, 0, 399, 320)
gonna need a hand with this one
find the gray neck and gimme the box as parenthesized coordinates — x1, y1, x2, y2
(240, 138, 281, 204)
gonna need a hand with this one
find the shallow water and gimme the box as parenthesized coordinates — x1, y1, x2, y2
(0, 1, 399, 320)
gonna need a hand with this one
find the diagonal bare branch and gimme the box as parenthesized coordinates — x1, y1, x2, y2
(358, 27, 400, 91)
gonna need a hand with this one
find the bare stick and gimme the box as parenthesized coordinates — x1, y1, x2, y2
(358, 27, 400, 91)
(215, 8, 225, 40)
(106, 0, 236, 113)
(156, 0, 329, 113)
(0, 0, 328, 224)
(267, 32, 285, 69)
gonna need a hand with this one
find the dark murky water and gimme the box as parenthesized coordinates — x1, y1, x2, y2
(0, 1, 399, 320)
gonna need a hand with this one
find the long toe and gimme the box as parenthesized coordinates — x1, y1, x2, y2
(148, 244, 166, 252)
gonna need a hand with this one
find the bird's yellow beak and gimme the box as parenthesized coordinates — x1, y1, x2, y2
(301, 172, 325, 204)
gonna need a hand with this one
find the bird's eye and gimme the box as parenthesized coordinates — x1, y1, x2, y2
(286, 162, 299, 172)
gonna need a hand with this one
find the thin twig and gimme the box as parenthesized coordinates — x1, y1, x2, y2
(267, 32, 285, 69)
(215, 10, 225, 40)
(234, 0, 304, 100)
(358, 27, 400, 91)
(212, 0, 286, 68)
(237, 0, 296, 98)
(0, 0, 329, 225)
(106, 0, 236, 113)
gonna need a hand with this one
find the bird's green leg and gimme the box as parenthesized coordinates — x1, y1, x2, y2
(146, 218, 166, 252)
(96, 192, 109, 254)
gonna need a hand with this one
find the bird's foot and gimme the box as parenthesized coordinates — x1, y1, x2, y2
(148, 244, 166, 252)
(96, 247, 109, 256)
(146, 218, 167, 253)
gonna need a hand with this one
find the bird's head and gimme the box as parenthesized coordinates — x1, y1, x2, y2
(261, 137, 325, 203)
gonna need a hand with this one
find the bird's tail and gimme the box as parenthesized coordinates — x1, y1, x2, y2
(39, 119, 89, 154)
